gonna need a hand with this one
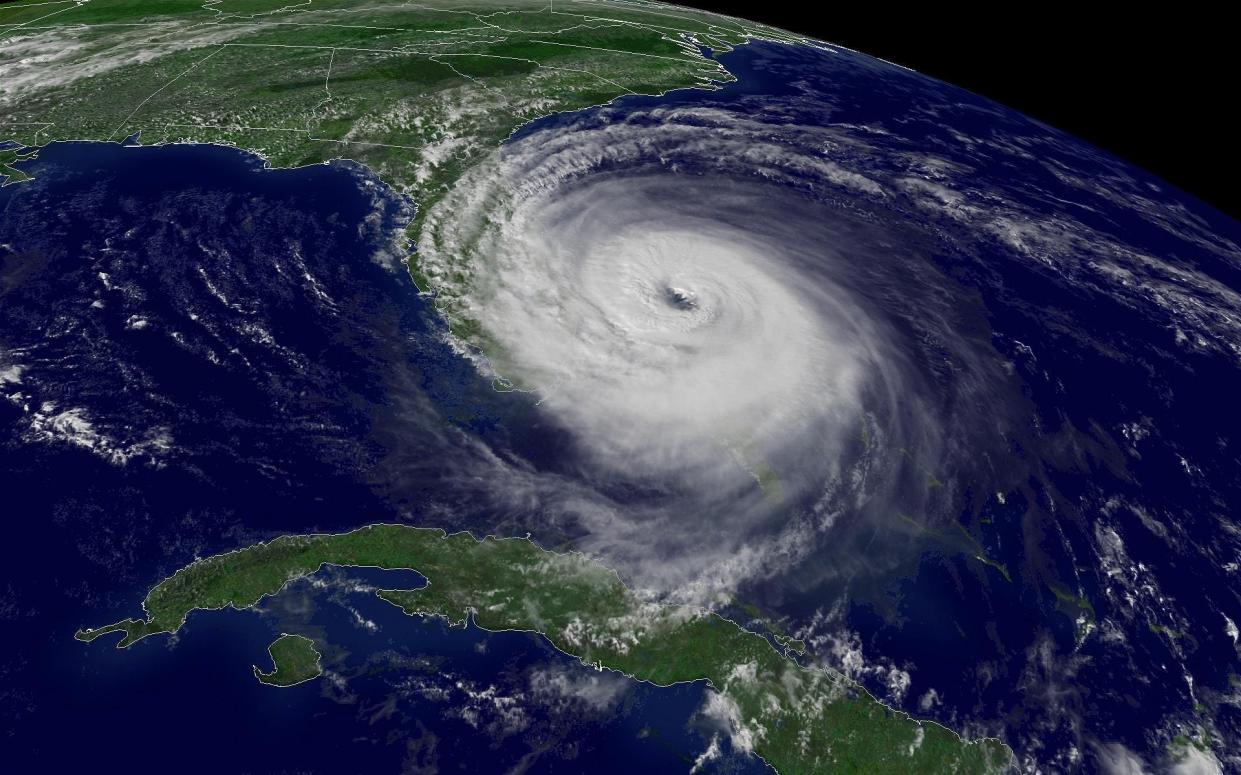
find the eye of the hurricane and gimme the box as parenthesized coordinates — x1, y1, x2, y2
(425, 163, 876, 507)
(664, 286, 698, 310)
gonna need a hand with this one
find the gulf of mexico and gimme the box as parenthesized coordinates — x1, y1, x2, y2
(0, 140, 752, 772)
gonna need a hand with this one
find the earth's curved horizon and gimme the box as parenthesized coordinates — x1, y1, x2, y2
(2, 2, 1240, 773)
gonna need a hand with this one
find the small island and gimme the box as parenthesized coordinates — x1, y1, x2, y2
(254, 634, 322, 688)
(77, 524, 1012, 774)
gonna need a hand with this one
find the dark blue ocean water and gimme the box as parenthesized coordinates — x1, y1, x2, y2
(3, 39, 1241, 773)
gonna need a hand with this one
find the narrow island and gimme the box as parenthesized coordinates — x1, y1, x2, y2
(77, 524, 1012, 774)
(254, 633, 322, 688)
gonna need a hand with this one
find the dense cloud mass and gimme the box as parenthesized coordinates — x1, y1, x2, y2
(418, 98, 1026, 597)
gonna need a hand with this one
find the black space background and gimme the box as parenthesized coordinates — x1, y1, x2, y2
(670, 3, 1241, 224)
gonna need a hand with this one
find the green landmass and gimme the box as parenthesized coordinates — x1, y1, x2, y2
(0, 0, 809, 345)
(1047, 582, 1095, 644)
(1048, 583, 1094, 620)
(894, 512, 1013, 585)
(0, 146, 36, 184)
(254, 633, 322, 687)
(732, 599, 806, 655)
(1148, 622, 1183, 640)
(77, 524, 1012, 773)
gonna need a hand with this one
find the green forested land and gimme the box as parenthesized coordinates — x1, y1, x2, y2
(0, 0, 801, 295)
(254, 633, 322, 687)
(78, 524, 1012, 773)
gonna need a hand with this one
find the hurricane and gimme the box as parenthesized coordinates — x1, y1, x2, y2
(418, 99, 1023, 596)
(10, 8, 1241, 769)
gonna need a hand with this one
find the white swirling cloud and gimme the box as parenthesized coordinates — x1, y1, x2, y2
(418, 103, 960, 596)
(473, 173, 866, 484)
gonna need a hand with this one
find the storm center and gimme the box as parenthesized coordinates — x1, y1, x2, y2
(664, 285, 698, 310)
